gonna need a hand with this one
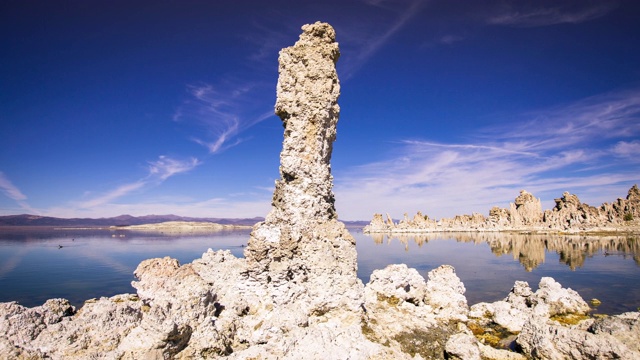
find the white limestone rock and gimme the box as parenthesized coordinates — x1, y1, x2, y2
(445, 332, 481, 360)
(470, 301, 527, 333)
(478, 343, 527, 360)
(425, 265, 468, 321)
(516, 313, 640, 360)
(0, 295, 144, 359)
(363, 264, 437, 338)
(589, 311, 640, 354)
(510, 190, 543, 226)
(469, 281, 533, 332)
(531, 277, 590, 316)
(365, 264, 427, 306)
(362, 213, 390, 233)
(0, 298, 74, 348)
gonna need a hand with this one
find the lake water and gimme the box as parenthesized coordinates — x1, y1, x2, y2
(1, 227, 638, 315)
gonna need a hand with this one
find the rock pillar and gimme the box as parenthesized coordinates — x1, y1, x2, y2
(270, 21, 341, 225)
(244, 23, 360, 313)
(510, 190, 543, 226)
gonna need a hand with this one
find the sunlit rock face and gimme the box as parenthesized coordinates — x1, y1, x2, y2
(232, 22, 403, 359)
(243, 23, 362, 315)
(510, 190, 543, 226)
(246, 21, 342, 263)
(271, 21, 341, 224)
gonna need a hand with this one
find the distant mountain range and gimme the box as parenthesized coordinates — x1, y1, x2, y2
(0, 214, 264, 227)
(0, 214, 369, 228)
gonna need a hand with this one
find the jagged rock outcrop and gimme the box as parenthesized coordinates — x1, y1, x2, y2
(365, 185, 640, 233)
(516, 311, 640, 360)
(510, 190, 543, 226)
(467, 279, 640, 360)
(362, 264, 468, 358)
(542, 191, 602, 230)
(1, 22, 638, 360)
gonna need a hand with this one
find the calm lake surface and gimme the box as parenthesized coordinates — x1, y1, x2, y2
(1, 227, 638, 315)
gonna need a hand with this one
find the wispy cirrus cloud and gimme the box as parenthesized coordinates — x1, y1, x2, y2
(335, 88, 640, 220)
(487, 2, 617, 27)
(242, 0, 426, 80)
(0, 172, 27, 202)
(174, 82, 273, 154)
(78, 156, 201, 209)
(612, 140, 640, 160)
(339, 0, 426, 78)
(0, 171, 36, 213)
(438, 34, 465, 45)
(483, 89, 640, 150)
(79, 181, 147, 209)
(149, 155, 201, 181)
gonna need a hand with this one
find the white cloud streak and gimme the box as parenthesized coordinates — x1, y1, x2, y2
(0, 172, 27, 201)
(612, 140, 640, 160)
(483, 90, 640, 151)
(0, 171, 37, 213)
(487, 3, 616, 27)
(79, 181, 147, 209)
(174, 83, 274, 154)
(148, 156, 201, 181)
(340, 0, 426, 78)
(335, 89, 640, 220)
(77, 156, 201, 210)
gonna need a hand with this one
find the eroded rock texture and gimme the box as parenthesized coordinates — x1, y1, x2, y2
(244, 23, 361, 317)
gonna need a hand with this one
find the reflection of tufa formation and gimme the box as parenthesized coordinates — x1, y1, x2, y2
(371, 232, 640, 271)
(365, 185, 640, 233)
(1, 22, 639, 360)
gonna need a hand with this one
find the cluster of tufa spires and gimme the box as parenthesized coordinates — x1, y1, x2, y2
(365, 185, 640, 233)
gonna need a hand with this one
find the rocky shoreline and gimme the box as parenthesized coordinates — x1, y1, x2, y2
(2, 259, 638, 359)
(1, 22, 638, 359)
(364, 186, 640, 234)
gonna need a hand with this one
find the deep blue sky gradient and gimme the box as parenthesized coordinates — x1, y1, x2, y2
(1, 0, 639, 220)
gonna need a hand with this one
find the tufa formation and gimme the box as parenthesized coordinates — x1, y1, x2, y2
(365, 185, 640, 233)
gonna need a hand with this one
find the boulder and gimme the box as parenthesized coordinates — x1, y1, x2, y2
(424, 265, 468, 321)
(445, 332, 481, 360)
(589, 311, 640, 353)
(530, 277, 590, 317)
(516, 313, 639, 360)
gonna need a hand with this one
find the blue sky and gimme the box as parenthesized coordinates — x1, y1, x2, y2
(1, 0, 639, 221)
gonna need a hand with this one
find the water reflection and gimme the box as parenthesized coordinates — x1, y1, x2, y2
(0, 228, 250, 307)
(368, 233, 640, 271)
(2, 228, 639, 314)
(356, 231, 640, 314)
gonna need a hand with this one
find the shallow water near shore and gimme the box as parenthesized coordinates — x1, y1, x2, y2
(1, 227, 638, 314)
